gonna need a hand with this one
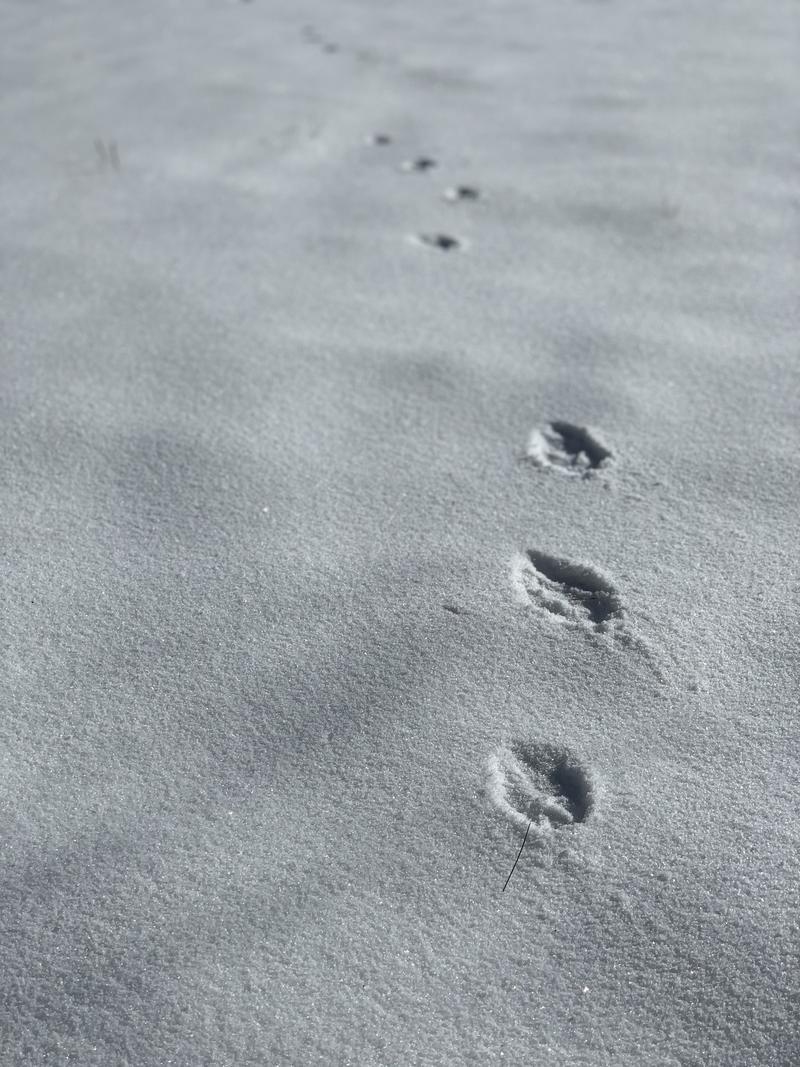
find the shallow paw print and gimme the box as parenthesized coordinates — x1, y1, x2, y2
(401, 156, 438, 173)
(443, 185, 481, 202)
(414, 232, 463, 251)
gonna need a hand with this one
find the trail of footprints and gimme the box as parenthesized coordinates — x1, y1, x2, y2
(287, 24, 654, 886)
(487, 412, 672, 877)
(298, 25, 478, 248)
(488, 414, 667, 876)
(363, 128, 476, 251)
(360, 122, 642, 880)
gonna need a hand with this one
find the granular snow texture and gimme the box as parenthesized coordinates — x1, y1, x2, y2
(1, 1, 798, 1064)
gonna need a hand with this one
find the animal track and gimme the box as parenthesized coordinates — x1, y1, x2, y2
(416, 232, 462, 251)
(513, 551, 627, 636)
(443, 185, 480, 202)
(526, 421, 612, 477)
(487, 742, 595, 835)
(401, 156, 437, 172)
(513, 551, 663, 676)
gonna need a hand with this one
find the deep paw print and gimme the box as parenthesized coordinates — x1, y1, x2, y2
(526, 421, 612, 477)
(513, 550, 628, 637)
(512, 550, 664, 677)
(487, 742, 595, 835)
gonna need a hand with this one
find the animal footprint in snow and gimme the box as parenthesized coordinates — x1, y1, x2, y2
(486, 742, 595, 836)
(526, 421, 612, 477)
(512, 550, 662, 674)
(443, 184, 480, 202)
(415, 232, 463, 251)
(513, 551, 628, 638)
(401, 156, 437, 172)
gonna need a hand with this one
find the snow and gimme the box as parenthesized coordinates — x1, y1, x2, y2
(1, 0, 798, 1064)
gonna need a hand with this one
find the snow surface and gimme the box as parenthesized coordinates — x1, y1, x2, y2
(1, 0, 798, 1064)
